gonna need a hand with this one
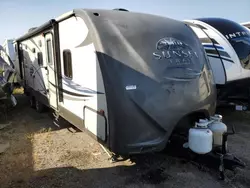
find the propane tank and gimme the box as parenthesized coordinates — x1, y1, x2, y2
(188, 119, 213, 154)
(209, 114, 227, 147)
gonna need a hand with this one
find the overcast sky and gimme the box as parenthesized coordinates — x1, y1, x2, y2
(1, 0, 250, 44)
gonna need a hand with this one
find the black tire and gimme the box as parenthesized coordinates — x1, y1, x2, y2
(24, 88, 30, 96)
(29, 96, 36, 108)
(35, 99, 45, 113)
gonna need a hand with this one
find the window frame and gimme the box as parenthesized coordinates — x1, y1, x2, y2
(63, 49, 73, 79)
(37, 52, 43, 66)
(46, 39, 53, 64)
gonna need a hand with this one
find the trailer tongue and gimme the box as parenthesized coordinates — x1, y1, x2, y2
(167, 114, 245, 180)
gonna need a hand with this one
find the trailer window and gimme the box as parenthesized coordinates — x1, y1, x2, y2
(46, 39, 52, 64)
(37, 52, 43, 66)
(230, 37, 250, 69)
(14, 44, 17, 52)
(63, 50, 72, 79)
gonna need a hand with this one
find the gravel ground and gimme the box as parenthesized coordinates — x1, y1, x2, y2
(0, 95, 249, 188)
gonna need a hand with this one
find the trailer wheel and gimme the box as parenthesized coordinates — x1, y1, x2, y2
(29, 96, 36, 108)
(35, 99, 45, 113)
(24, 88, 30, 96)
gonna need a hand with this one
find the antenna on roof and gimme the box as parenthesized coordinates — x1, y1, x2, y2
(113, 8, 129, 12)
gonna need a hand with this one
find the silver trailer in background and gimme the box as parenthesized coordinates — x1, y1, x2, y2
(15, 9, 216, 155)
(241, 22, 250, 28)
(1, 39, 16, 68)
(242, 22, 250, 32)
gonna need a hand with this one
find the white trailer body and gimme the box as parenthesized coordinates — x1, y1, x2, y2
(185, 18, 250, 106)
(15, 9, 216, 154)
(1, 39, 16, 67)
(15, 14, 108, 141)
(241, 22, 250, 31)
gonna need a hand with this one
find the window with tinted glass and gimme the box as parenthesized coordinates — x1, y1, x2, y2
(37, 52, 43, 66)
(230, 38, 250, 69)
(63, 50, 72, 79)
(46, 39, 52, 64)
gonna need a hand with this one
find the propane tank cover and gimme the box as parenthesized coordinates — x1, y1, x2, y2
(209, 115, 227, 146)
(196, 119, 209, 128)
(189, 121, 213, 154)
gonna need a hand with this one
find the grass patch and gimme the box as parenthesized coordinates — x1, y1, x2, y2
(25, 133, 34, 141)
(38, 127, 52, 133)
(13, 87, 24, 95)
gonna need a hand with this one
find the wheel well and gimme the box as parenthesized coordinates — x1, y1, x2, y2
(172, 110, 209, 136)
(31, 95, 35, 101)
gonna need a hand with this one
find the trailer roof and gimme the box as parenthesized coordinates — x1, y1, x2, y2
(241, 22, 250, 28)
(15, 8, 167, 42)
(15, 20, 56, 42)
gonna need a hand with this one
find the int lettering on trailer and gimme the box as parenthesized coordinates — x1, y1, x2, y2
(225, 31, 250, 39)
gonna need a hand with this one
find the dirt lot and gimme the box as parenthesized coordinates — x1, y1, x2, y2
(0, 95, 250, 188)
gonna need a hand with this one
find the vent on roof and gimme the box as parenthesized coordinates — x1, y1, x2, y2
(93, 12, 100, 16)
(113, 8, 129, 12)
(28, 27, 37, 33)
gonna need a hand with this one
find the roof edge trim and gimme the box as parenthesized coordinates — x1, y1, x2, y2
(15, 19, 56, 42)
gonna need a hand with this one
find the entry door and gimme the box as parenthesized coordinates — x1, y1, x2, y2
(20, 48, 29, 86)
(45, 33, 58, 109)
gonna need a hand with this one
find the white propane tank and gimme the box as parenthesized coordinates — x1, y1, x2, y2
(209, 114, 227, 147)
(188, 119, 213, 154)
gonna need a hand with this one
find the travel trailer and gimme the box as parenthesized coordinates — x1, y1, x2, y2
(0, 51, 18, 106)
(0, 44, 14, 69)
(1, 39, 16, 68)
(185, 18, 250, 108)
(241, 22, 250, 31)
(15, 9, 216, 154)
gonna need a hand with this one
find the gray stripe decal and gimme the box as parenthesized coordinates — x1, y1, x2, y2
(49, 81, 104, 97)
(75, 32, 93, 48)
(50, 89, 87, 101)
(205, 49, 231, 58)
(207, 54, 234, 63)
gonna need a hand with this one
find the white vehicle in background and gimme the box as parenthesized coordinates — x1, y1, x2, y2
(185, 18, 250, 109)
(241, 22, 250, 31)
(0, 44, 20, 87)
(1, 39, 16, 68)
